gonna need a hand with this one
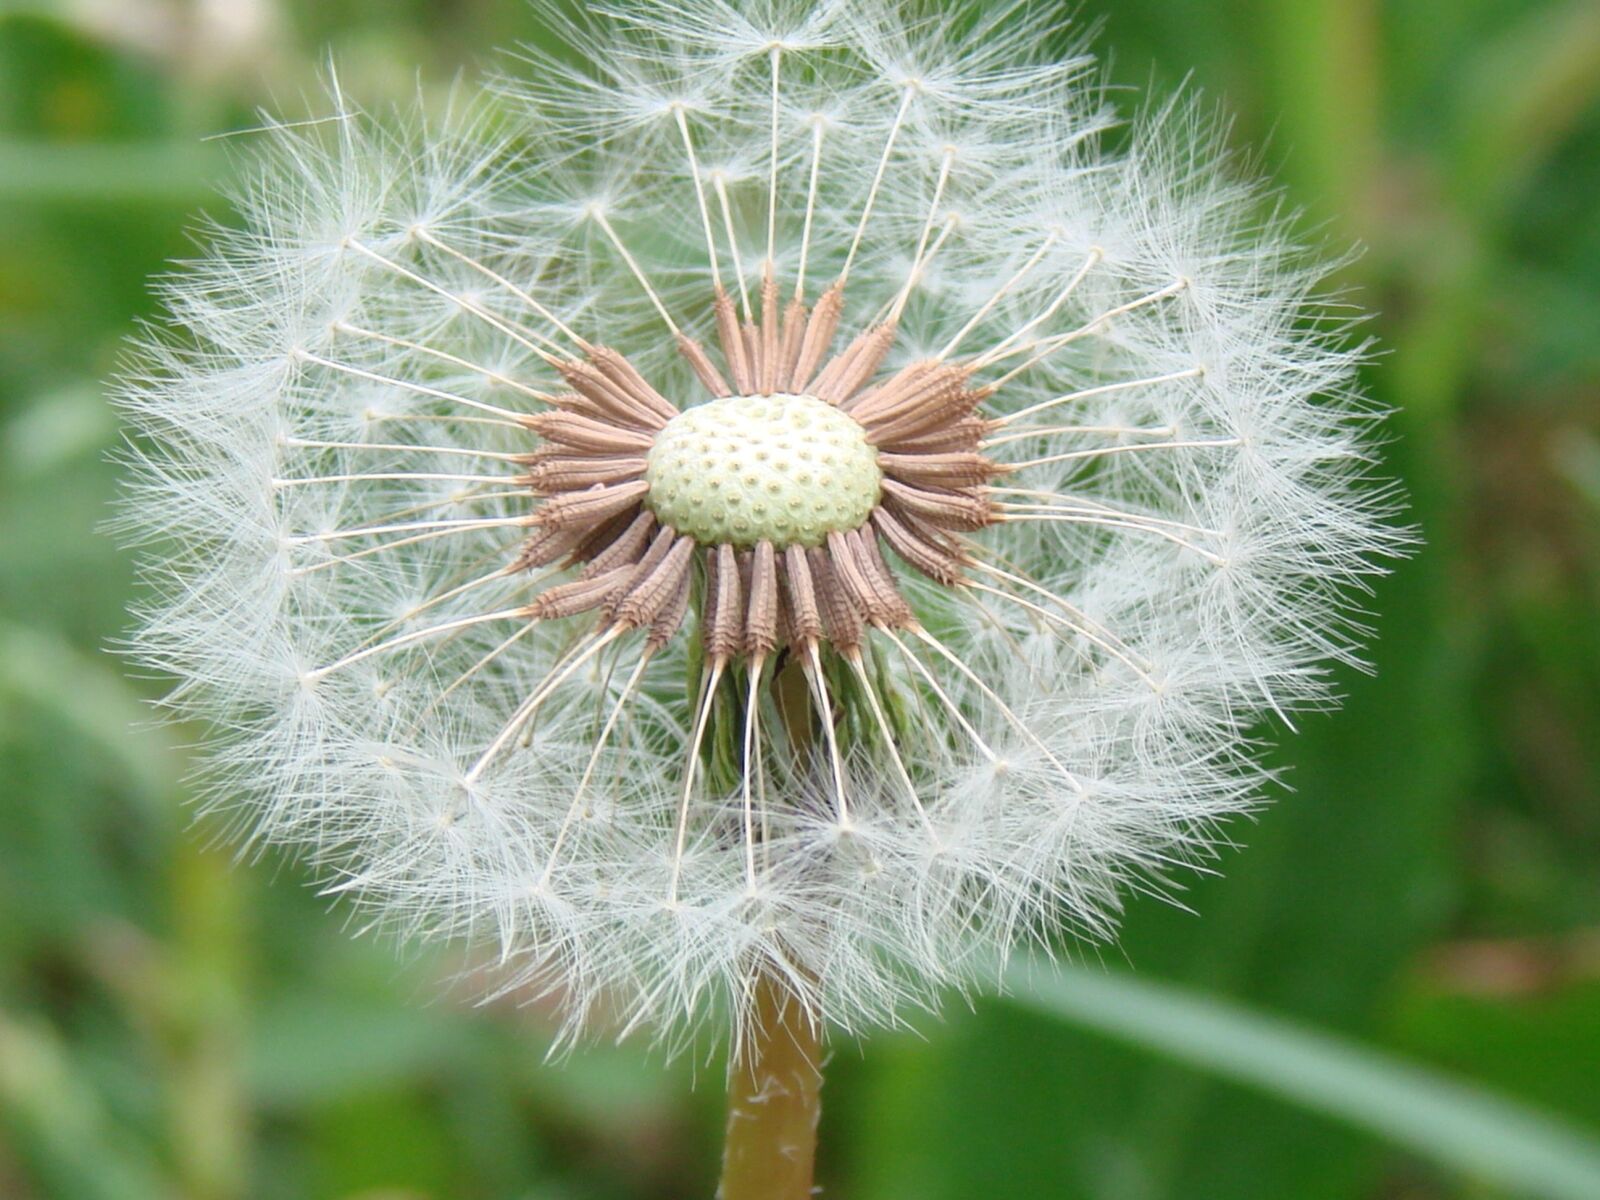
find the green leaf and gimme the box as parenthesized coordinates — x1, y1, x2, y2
(1004, 959, 1600, 1200)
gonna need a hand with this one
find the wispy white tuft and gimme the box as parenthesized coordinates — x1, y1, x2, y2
(115, 0, 1407, 1049)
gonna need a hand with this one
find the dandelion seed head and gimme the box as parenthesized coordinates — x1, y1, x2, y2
(116, 0, 1407, 1046)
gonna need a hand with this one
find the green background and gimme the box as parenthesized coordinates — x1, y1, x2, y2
(1, 1, 1597, 1197)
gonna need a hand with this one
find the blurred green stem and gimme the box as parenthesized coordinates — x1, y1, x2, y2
(1255, 0, 1382, 233)
(1396, 0, 1600, 419)
(166, 842, 250, 1200)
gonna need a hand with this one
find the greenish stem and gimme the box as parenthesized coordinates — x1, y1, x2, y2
(709, 649, 832, 1198)
(718, 970, 825, 1200)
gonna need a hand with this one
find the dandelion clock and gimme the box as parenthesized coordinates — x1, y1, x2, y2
(117, 1, 1404, 1192)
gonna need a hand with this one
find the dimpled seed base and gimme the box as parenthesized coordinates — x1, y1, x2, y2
(645, 393, 882, 549)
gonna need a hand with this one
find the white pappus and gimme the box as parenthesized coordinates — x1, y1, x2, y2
(115, 0, 1407, 1050)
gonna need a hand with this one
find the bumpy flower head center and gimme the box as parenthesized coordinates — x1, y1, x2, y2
(645, 393, 881, 548)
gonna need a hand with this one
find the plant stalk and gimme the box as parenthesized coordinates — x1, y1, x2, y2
(718, 970, 824, 1200)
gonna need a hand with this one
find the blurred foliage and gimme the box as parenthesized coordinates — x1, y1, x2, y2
(0, 1, 1596, 1197)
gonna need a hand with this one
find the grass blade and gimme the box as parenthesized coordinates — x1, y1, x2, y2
(1004, 958, 1600, 1200)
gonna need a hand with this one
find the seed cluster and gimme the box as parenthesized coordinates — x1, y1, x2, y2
(645, 393, 882, 549)
(508, 271, 1008, 666)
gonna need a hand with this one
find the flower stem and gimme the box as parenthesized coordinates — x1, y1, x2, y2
(718, 970, 824, 1200)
